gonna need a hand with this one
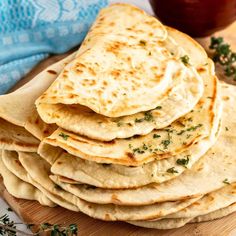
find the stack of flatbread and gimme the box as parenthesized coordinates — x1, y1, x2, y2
(1, 3, 236, 230)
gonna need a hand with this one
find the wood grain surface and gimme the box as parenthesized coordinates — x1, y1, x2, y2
(1, 21, 236, 236)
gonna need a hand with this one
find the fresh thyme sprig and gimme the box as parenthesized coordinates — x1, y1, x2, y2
(0, 212, 78, 236)
(209, 37, 236, 81)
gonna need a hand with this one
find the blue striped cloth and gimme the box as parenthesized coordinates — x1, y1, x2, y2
(0, 0, 108, 94)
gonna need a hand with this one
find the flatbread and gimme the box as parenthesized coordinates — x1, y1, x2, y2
(128, 199, 236, 229)
(0, 52, 76, 147)
(45, 81, 221, 188)
(51, 83, 235, 205)
(36, 26, 208, 141)
(36, 3, 204, 123)
(16, 151, 200, 221)
(0, 151, 54, 207)
(41, 61, 219, 166)
(0, 118, 39, 152)
(166, 183, 236, 219)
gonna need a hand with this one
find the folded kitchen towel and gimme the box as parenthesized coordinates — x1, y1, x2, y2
(0, 0, 108, 94)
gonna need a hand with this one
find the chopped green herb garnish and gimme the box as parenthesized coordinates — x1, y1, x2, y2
(225, 127, 229, 131)
(180, 55, 190, 65)
(59, 132, 69, 141)
(155, 106, 162, 110)
(133, 148, 145, 154)
(135, 118, 143, 123)
(176, 155, 190, 167)
(117, 121, 123, 127)
(135, 111, 154, 123)
(177, 130, 185, 135)
(153, 134, 161, 139)
(167, 167, 178, 174)
(186, 124, 203, 132)
(209, 37, 236, 81)
(161, 139, 171, 149)
(142, 143, 148, 150)
(223, 178, 230, 185)
(144, 111, 154, 122)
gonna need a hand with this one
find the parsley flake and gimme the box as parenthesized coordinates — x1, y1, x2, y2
(167, 167, 178, 174)
(176, 155, 190, 167)
(59, 133, 69, 141)
(180, 55, 190, 65)
(223, 178, 230, 185)
(153, 134, 161, 139)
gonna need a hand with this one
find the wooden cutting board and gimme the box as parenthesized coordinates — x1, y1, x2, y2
(1, 21, 236, 236)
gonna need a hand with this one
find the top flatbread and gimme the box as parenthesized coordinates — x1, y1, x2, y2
(36, 3, 203, 118)
(36, 27, 205, 141)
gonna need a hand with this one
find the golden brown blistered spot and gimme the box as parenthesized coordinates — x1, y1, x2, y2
(88, 205, 92, 209)
(111, 70, 121, 77)
(68, 94, 76, 99)
(149, 32, 153, 37)
(111, 194, 122, 204)
(75, 62, 86, 68)
(104, 214, 111, 221)
(62, 73, 68, 79)
(76, 69, 83, 74)
(154, 73, 164, 82)
(109, 22, 115, 26)
(103, 81, 108, 86)
(106, 41, 127, 53)
(65, 85, 73, 91)
(151, 66, 158, 70)
(99, 17, 104, 21)
(126, 152, 135, 160)
(197, 67, 207, 73)
(222, 96, 230, 101)
(112, 92, 117, 97)
(208, 195, 215, 202)
(193, 201, 201, 206)
(88, 67, 96, 76)
(47, 70, 57, 75)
